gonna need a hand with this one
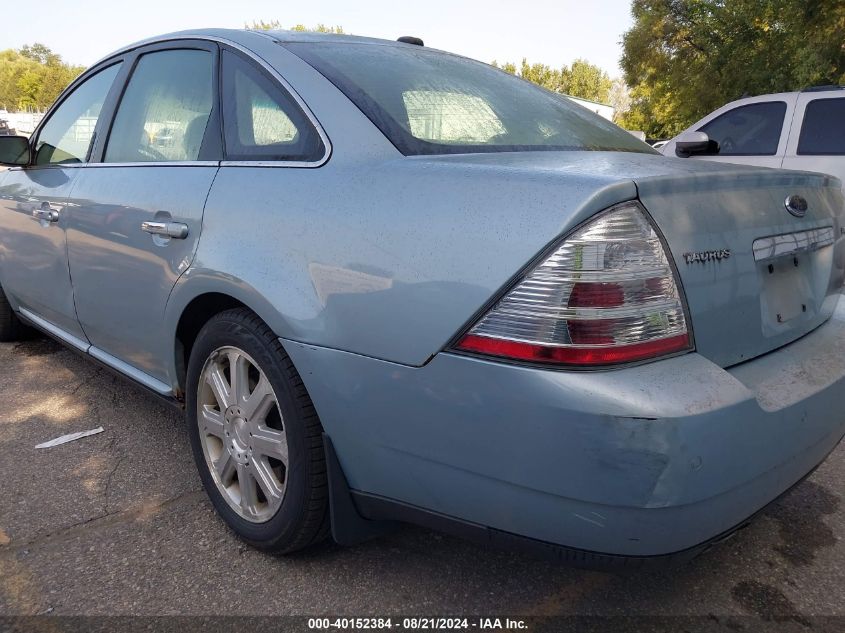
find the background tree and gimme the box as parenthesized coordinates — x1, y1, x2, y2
(249, 22, 613, 106)
(620, 0, 845, 138)
(20, 43, 62, 66)
(566, 60, 613, 103)
(246, 20, 344, 33)
(607, 78, 632, 124)
(492, 58, 613, 103)
(0, 44, 84, 111)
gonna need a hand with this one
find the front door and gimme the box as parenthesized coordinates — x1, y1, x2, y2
(0, 63, 123, 345)
(693, 98, 795, 168)
(66, 43, 220, 388)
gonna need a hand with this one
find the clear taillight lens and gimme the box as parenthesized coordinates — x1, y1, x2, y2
(454, 201, 691, 366)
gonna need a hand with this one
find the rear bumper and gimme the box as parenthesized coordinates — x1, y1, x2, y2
(285, 299, 845, 557)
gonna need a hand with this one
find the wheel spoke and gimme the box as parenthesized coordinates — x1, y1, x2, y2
(214, 453, 236, 487)
(238, 464, 260, 515)
(252, 457, 284, 502)
(228, 351, 250, 405)
(252, 424, 288, 463)
(242, 376, 275, 423)
(201, 406, 225, 438)
(206, 360, 232, 408)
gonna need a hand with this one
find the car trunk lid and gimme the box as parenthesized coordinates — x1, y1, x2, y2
(637, 169, 844, 368)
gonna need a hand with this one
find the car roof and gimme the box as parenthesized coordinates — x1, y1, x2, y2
(93, 28, 417, 67)
(255, 29, 412, 47)
(729, 88, 845, 104)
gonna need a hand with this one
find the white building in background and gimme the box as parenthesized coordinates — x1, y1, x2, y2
(566, 96, 615, 121)
(1, 112, 44, 137)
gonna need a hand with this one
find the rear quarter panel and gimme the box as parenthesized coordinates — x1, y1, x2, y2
(178, 158, 636, 367)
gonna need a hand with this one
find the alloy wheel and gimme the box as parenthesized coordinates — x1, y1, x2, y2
(197, 346, 288, 523)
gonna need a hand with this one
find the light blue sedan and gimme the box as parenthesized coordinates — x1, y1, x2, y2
(0, 29, 843, 567)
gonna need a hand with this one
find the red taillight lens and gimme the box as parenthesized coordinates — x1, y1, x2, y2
(454, 201, 691, 367)
(567, 281, 625, 309)
(457, 332, 690, 365)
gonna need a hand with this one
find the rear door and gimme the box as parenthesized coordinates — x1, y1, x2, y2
(0, 62, 123, 345)
(782, 93, 845, 185)
(65, 41, 220, 389)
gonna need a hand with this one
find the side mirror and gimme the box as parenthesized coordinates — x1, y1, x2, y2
(675, 131, 719, 157)
(0, 136, 31, 166)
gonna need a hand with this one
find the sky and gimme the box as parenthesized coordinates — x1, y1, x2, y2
(0, 0, 634, 77)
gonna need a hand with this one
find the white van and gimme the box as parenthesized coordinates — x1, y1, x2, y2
(661, 87, 845, 184)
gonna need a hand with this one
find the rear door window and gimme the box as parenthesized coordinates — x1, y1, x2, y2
(104, 49, 213, 163)
(220, 50, 325, 162)
(798, 98, 845, 155)
(699, 102, 786, 156)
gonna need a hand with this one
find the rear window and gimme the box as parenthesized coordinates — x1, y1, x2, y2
(798, 98, 845, 155)
(285, 42, 653, 156)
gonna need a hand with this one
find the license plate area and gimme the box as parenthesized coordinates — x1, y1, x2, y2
(758, 255, 813, 335)
(754, 227, 834, 337)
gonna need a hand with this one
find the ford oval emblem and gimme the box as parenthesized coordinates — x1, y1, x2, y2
(785, 195, 808, 218)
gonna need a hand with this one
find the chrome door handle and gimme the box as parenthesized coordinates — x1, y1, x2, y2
(32, 208, 59, 222)
(141, 221, 189, 239)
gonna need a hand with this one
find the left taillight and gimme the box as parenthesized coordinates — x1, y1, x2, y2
(453, 201, 692, 367)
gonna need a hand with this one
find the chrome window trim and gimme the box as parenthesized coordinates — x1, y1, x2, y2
(219, 159, 325, 168)
(7, 162, 220, 171)
(6, 163, 86, 171)
(752, 226, 835, 262)
(84, 161, 220, 168)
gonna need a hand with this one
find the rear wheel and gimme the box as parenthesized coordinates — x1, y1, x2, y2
(0, 283, 26, 342)
(185, 308, 329, 552)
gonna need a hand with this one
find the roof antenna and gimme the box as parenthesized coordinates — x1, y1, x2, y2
(397, 36, 424, 46)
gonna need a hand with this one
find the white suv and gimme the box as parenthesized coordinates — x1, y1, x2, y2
(661, 87, 845, 184)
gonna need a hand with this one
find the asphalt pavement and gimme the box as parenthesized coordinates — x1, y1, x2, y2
(0, 335, 843, 623)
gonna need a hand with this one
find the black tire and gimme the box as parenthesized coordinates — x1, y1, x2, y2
(185, 308, 329, 552)
(0, 283, 25, 342)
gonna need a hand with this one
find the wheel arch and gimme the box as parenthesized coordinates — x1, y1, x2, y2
(166, 271, 294, 397)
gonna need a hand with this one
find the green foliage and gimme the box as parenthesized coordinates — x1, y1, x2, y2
(0, 44, 84, 111)
(567, 60, 614, 103)
(246, 20, 344, 34)
(621, 0, 845, 138)
(20, 43, 61, 66)
(492, 58, 612, 104)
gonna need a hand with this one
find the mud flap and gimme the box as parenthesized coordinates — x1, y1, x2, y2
(323, 433, 399, 545)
